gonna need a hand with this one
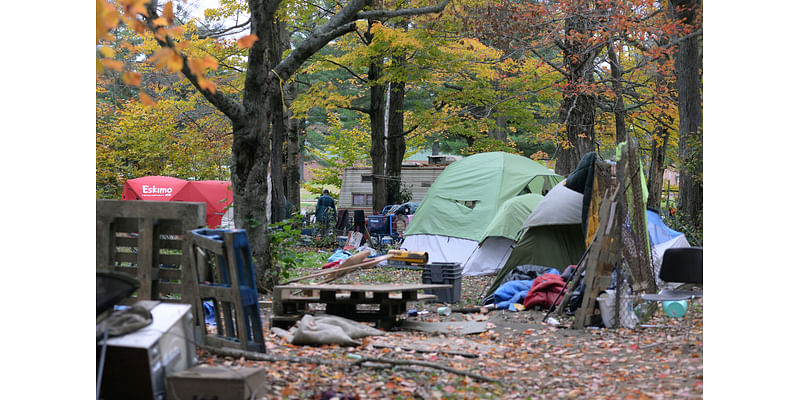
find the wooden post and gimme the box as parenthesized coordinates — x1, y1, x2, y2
(573, 188, 621, 329)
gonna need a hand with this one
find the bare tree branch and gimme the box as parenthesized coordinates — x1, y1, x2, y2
(357, 0, 452, 20)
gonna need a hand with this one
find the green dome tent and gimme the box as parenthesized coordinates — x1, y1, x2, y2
(461, 193, 545, 276)
(401, 152, 562, 266)
(484, 181, 587, 296)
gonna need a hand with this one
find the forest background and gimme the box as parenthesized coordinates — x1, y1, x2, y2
(1, 1, 798, 399)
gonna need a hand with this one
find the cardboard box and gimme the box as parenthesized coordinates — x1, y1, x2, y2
(167, 366, 266, 400)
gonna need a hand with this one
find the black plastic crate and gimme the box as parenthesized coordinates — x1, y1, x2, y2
(422, 262, 462, 304)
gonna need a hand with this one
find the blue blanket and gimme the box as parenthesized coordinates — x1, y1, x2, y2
(493, 280, 534, 311)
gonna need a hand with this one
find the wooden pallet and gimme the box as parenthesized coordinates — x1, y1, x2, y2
(96, 200, 205, 306)
(271, 284, 449, 330)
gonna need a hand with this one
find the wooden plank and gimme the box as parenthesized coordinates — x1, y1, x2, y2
(115, 236, 138, 247)
(274, 283, 451, 292)
(280, 255, 391, 284)
(154, 219, 185, 235)
(574, 191, 619, 329)
(157, 237, 183, 249)
(136, 217, 155, 300)
(189, 232, 226, 254)
(114, 252, 138, 264)
(156, 281, 183, 294)
(110, 266, 138, 277)
(110, 218, 139, 233)
(96, 216, 113, 269)
(97, 200, 206, 222)
(157, 254, 183, 266)
(157, 268, 183, 281)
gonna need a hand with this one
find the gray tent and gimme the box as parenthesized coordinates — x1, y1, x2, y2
(485, 182, 586, 295)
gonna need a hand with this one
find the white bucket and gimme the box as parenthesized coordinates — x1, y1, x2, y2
(597, 290, 638, 329)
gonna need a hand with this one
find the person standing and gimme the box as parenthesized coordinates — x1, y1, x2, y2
(315, 189, 337, 232)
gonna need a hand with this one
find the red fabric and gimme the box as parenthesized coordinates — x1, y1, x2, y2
(322, 260, 342, 269)
(121, 176, 233, 228)
(523, 273, 567, 309)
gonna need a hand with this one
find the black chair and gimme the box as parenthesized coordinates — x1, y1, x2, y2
(641, 247, 703, 302)
(639, 247, 702, 342)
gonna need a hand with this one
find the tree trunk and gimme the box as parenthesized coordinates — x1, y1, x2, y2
(608, 42, 627, 145)
(386, 79, 407, 205)
(646, 125, 670, 209)
(278, 21, 301, 216)
(671, 0, 702, 226)
(268, 17, 287, 224)
(230, 117, 272, 292)
(285, 77, 302, 213)
(555, 9, 598, 176)
(488, 114, 509, 142)
(366, 23, 387, 214)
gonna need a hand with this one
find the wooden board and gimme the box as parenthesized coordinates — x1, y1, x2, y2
(275, 283, 452, 293)
(337, 250, 371, 269)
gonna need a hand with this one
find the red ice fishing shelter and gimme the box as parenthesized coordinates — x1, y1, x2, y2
(121, 176, 233, 228)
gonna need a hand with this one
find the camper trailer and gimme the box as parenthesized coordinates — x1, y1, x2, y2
(338, 164, 447, 215)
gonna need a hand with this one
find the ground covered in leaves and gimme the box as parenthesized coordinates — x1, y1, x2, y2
(197, 250, 702, 399)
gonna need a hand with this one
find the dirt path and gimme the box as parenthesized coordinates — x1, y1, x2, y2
(198, 262, 702, 399)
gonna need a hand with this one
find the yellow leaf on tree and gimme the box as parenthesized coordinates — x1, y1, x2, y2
(167, 52, 183, 72)
(123, 71, 142, 87)
(150, 47, 183, 72)
(131, 19, 146, 34)
(96, 0, 119, 41)
(237, 34, 258, 49)
(197, 77, 217, 94)
(163, 1, 174, 25)
(165, 26, 184, 38)
(121, 0, 149, 18)
(102, 59, 124, 71)
(139, 91, 157, 107)
(99, 46, 115, 58)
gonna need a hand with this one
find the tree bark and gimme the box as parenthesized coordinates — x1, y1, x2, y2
(366, 23, 387, 214)
(607, 42, 627, 145)
(646, 125, 670, 209)
(286, 77, 302, 213)
(488, 114, 509, 142)
(555, 8, 598, 176)
(386, 78, 407, 205)
(268, 16, 287, 224)
(671, 0, 702, 226)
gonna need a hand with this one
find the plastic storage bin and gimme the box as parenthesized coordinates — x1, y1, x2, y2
(422, 262, 462, 304)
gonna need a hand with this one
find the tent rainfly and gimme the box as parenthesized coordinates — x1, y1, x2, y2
(400, 152, 562, 267)
(461, 193, 545, 276)
(485, 181, 587, 296)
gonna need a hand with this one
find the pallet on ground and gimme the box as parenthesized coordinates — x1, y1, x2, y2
(270, 283, 449, 330)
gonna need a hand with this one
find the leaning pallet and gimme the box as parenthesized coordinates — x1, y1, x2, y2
(572, 188, 622, 329)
